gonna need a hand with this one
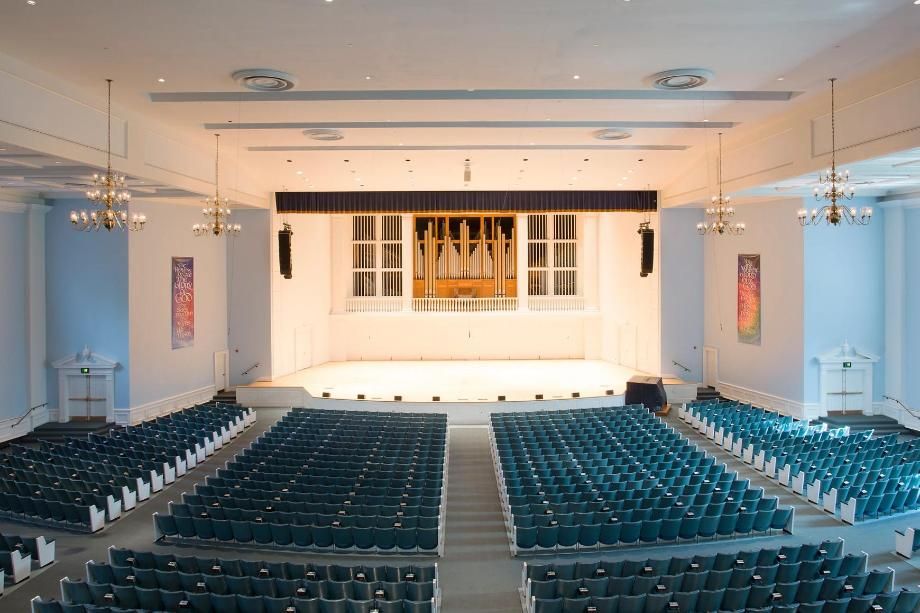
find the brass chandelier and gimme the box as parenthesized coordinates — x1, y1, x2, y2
(71, 79, 146, 232)
(798, 78, 871, 226)
(697, 133, 745, 236)
(193, 134, 241, 237)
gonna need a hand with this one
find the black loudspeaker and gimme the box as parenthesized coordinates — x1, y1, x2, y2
(639, 224, 654, 277)
(625, 376, 667, 410)
(278, 223, 293, 279)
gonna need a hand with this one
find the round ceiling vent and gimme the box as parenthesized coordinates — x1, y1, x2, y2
(303, 128, 344, 141)
(646, 68, 713, 90)
(594, 128, 632, 141)
(232, 69, 297, 92)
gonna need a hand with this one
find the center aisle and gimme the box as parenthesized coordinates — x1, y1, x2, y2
(438, 426, 521, 612)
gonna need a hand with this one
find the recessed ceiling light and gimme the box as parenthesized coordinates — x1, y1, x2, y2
(364, 75, 373, 80)
(303, 128, 344, 141)
(296, 170, 303, 175)
(157, 78, 166, 83)
(703, 119, 710, 123)
(26, 0, 36, 5)
(573, 75, 581, 80)
(776, 77, 785, 81)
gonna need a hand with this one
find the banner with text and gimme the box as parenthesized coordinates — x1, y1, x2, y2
(171, 256, 195, 349)
(737, 254, 762, 345)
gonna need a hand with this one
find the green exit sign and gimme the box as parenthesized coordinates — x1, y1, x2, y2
(843, 362, 852, 369)
(80, 367, 90, 374)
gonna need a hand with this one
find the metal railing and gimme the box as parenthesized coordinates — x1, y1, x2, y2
(12, 402, 47, 428)
(240, 363, 261, 377)
(672, 360, 692, 374)
(344, 297, 403, 313)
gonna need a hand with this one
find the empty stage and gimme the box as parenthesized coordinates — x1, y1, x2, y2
(236, 360, 699, 424)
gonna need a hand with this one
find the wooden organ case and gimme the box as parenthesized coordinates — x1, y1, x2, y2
(413, 215, 516, 298)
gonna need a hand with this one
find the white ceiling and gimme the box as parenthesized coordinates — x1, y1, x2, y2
(0, 142, 200, 201)
(1, 0, 919, 194)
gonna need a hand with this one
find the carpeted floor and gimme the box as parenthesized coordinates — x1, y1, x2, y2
(4, 409, 920, 612)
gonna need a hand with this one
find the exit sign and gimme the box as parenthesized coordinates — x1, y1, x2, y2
(80, 367, 90, 374)
(842, 361, 852, 369)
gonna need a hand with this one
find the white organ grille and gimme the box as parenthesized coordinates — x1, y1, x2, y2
(528, 213, 578, 296)
(352, 214, 403, 297)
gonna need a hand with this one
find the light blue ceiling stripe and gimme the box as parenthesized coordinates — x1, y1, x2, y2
(151, 89, 797, 103)
(208, 120, 734, 130)
(247, 144, 689, 152)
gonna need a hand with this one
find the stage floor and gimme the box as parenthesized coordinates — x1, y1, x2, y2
(249, 359, 643, 403)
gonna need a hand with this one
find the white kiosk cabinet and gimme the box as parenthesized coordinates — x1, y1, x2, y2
(817, 341, 879, 416)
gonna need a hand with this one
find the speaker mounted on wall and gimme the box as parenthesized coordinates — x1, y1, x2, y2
(638, 222, 654, 278)
(278, 222, 293, 279)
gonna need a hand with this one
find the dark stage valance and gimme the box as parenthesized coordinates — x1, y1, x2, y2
(275, 190, 657, 214)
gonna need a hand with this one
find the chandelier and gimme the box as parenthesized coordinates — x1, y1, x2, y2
(798, 78, 871, 226)
(70, 79, 146, 232)
(193, 134, 241, 237)
(697, 133, 745, 236)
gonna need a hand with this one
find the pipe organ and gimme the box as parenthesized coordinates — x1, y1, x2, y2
(413, 215, 516, 298)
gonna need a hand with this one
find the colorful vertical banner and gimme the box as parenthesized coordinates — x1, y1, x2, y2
(171, 257, 195, 349)
(737, 254, 762, 345)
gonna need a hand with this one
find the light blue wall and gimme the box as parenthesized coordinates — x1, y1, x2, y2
(906, 208, 920, 409)
(0, 211, 29, 418)
(660, 207, 704, 380)
(228, 209, 272, 386)
(803, 201, 885, 403)
(45, 200, 130, 408)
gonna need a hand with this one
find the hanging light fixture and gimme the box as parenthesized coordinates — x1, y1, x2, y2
(193, 134, 241, 237)
(697, 133, 745, 236)
(798, 78, 871, 226)
(71, 79, 146, 232)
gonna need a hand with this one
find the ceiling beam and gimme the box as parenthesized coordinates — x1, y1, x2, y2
(207, 120, 734, 130)
(152, 89, 799, 103)
(249, 144, 689, 152)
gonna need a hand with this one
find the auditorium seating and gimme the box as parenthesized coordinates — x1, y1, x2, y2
(154, 409, 447, 555)
(30, 547, 440, 612)
(0, 532, 55, 585)
(519, 540, 919, 613)
(490, 406, 794, 555)
(895, 527, 920, 560)
(0, 403, 252, 533)
(681, 400, 920, 525)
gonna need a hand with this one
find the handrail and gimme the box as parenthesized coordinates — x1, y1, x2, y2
(240, 363, 260, 377)
(883, 395, 920, 421)
(12, 402, 48, 428)
(672, 360, 692, 374)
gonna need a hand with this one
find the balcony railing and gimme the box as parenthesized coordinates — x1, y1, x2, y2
(413, 297, 518, 312)
(527, 296, 585, 312)
(344, 296, 587, 313)
(345, 297, 403, 313)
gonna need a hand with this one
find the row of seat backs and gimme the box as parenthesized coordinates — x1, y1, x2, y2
(107, 548, 437, 582)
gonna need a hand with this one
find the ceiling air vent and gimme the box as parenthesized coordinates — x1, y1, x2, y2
(232, 69, 297, 92)
(594, 129, 632, 141)
(646, 68, 713, 90)
(303, 128, 344, 141)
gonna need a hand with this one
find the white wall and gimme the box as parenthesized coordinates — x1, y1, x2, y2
(228, 208, 272, 385)
(905, 207, 920, 411)
(704, 198, 805, 410)
(271, 212, 332, 377)
(46, 200, 130, 409)
(128, 201, 227, 411)
(803, 201, 885, 404)
(601, 212, 661, 374)
(328, 312, 597, 361)
(659, 207, 704, 381)
(0, 209, 29, 418)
